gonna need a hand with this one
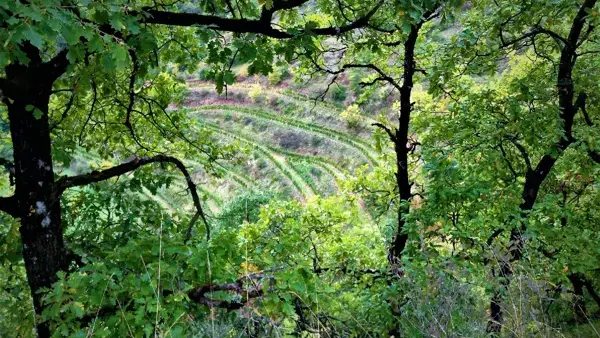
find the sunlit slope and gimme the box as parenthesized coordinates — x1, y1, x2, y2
(171, 82, 379, 212)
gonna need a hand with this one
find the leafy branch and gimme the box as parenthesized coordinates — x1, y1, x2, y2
(55, 155, 210, 241)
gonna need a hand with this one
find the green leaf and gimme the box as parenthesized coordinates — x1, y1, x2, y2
(22, 25, 44, 49)
(111, 45, 128, 69)
(109, 15, 126, 31)
(61, 25, 81, 45)
(223, 70, 236, 85)
(401, 23, 412, 34)
(33, 108, 43, 120)
(71, 302, 85, 318)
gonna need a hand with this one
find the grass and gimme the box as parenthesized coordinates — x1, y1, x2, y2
(188, 82, 378, 128)
(197, 120, 316, 200)
(562, 319, 600, 337)
(194, 105, 379, 165)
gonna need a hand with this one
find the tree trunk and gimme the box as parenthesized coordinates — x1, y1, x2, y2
(568, 273, 588, 323)
(4, 60, 67, 338)
(388, 23, 420, 265)
(386, 22, 426, 338)
(582, 276, 600, 311)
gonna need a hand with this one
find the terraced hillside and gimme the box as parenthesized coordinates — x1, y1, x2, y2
(157, 81, 380, 216)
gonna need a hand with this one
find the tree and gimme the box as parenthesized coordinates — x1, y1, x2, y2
(429, 0, 600, 332)
(297, 1, 467, 334)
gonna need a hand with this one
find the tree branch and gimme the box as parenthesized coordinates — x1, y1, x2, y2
(499, 25, 567, 49)
(187, 272, 271, 310)
(575, 92, 594, 126)
(55, 155, 210, 241)
(372, 122, 396, 142)
(505, 136, 532, 172)
(343, 63, 401, 91)
(139, 1, 381, 39)
(589, 151, 600, 164)
(0, 195, 18, 218)
(124, 49, 139, 137)
(43, 49, 70, 83)
(498, 143, 518, 182)
(308, 58, 401, 92)
(223, 0, 236, 17)
(50, 90, 76, 130)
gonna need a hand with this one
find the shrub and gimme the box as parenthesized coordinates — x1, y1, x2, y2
(310, 136, 323, 148)
(330, 84, 348, 102)
(348, 71, 365, 95)
(248, 84, 264, 103)
(198, 67, 211, 80)
(237, 64, 249, 78)
(217, 190, 274, 229)
(397, 267, 488, 337)
(340, 104, 363, 128)
(268, 66, 292, 85)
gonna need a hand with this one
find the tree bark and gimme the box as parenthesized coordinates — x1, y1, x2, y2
(3, 58, 68, 337)
(568, 273, 588, 323)
(388, 23, 420, 265)
(582, 276, 600, 312)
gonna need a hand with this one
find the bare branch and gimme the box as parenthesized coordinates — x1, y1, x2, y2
(50, 90, 76, 130)
(188, 272, 270, 310)
(575, 92, 594, 126)
(499, 25, 568, 49)
(359, 76, 390, 87)
(577, 23, 595, 47)
(78, 79, 97, 146)
(124, 50, 140, 136)
(223, 0, 236, 17)
(307, 57, 402, 92)
(43, 49, 70, 82)
(498, 143, 518, 182)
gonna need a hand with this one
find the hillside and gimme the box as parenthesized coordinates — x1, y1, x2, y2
(149, 78, 380, 215)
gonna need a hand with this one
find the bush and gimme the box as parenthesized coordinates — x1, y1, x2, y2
(340, 104, 363, 128)
(397, 267, 487, 337)
(198, 67, 211, 80)
(237, 64, 249, 78)
(217, 190, 274, 229)
(268, 66, 291, 85)
(349, 71, 365, 96)
(330, 84, 348, 102)
(248, 84, 264, 103)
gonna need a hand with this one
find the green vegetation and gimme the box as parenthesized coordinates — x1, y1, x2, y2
(193, 104, 379, 165)
(2, 1, 600, 337)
